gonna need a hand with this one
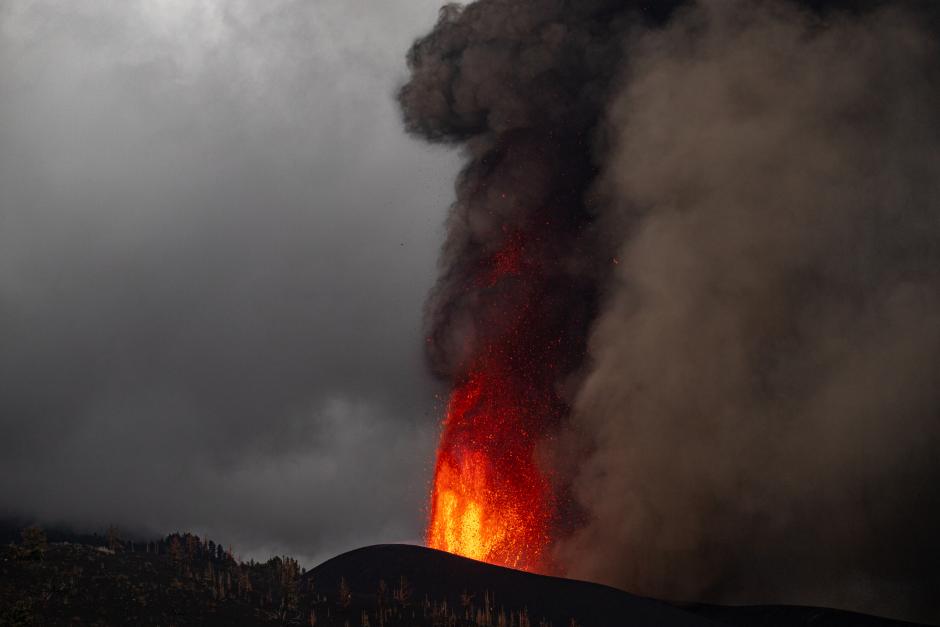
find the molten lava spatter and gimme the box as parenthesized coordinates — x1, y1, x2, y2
(426, 236, 565, 571)
(427, 371, 554, 569)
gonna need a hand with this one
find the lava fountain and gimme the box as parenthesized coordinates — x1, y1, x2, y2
(426, 234, 570, 571)
(398, 0, 628, 574)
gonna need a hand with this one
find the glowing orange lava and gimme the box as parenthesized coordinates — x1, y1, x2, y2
(427, 371, 554, 569)
(426, 235, 562, 571)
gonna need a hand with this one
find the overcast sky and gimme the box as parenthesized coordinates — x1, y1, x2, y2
(0, 0, 460, 565)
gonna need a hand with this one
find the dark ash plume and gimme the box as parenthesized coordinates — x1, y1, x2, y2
(401, 0, 940, 622)
(399, 0, 682, 382)
(397, 0, 684, 562)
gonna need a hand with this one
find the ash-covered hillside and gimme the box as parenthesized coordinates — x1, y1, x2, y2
(4, 524, 931, 627)
(305, 544, 932, 627)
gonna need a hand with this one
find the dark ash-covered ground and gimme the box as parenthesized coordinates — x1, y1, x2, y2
(2, 528, 931, 627)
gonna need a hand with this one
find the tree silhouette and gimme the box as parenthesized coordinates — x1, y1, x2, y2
(394, 575, 412, 607)
(338, 577, 352, 609)
(168, 535, 183, 563)
(106, 525, 122, 552)
(19, 527, 47, 560)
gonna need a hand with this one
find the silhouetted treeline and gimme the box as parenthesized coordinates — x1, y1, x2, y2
(1, 523, 584, 626)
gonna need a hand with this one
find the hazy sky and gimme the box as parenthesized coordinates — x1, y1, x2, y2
(0, 0, 461, 565)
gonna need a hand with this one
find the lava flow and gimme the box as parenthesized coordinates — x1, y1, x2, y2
(426, 236, 566, 571)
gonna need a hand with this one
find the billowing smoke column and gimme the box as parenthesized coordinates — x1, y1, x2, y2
(401, 0, 940, 622)
(399, 0, 682, 570)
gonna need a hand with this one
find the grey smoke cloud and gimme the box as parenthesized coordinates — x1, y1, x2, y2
(0, 0, 460, 565)
(558, 1, 940, 621)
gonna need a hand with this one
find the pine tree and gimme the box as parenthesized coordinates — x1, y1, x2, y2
(280, 557, 300, 617)
(106, 525, 122, 552)
(338, 577, 352, 608)
(168, 535, 183, 563)
(20, 527, 47, 560)
(394, 576, 412, 607)
(185, 534, 198, 561)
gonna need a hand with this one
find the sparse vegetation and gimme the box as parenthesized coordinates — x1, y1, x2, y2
(0, 525, 563, 626)
(17, 527, 47, 561)
(3, 526, 911, 627)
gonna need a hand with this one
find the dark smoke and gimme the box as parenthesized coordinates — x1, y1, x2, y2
(399, 0, 674, 383)
(400, 0, 940, 623)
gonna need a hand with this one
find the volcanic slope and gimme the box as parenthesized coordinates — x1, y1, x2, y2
(306, 544, 930, 627)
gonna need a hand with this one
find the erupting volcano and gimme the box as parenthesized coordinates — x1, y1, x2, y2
(426, 234, 567, 570)
(394, 0, 940, 619)
(426, 371, 554, 570)
(396, 0, 700, 575)
(397, 0, 631, 573)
